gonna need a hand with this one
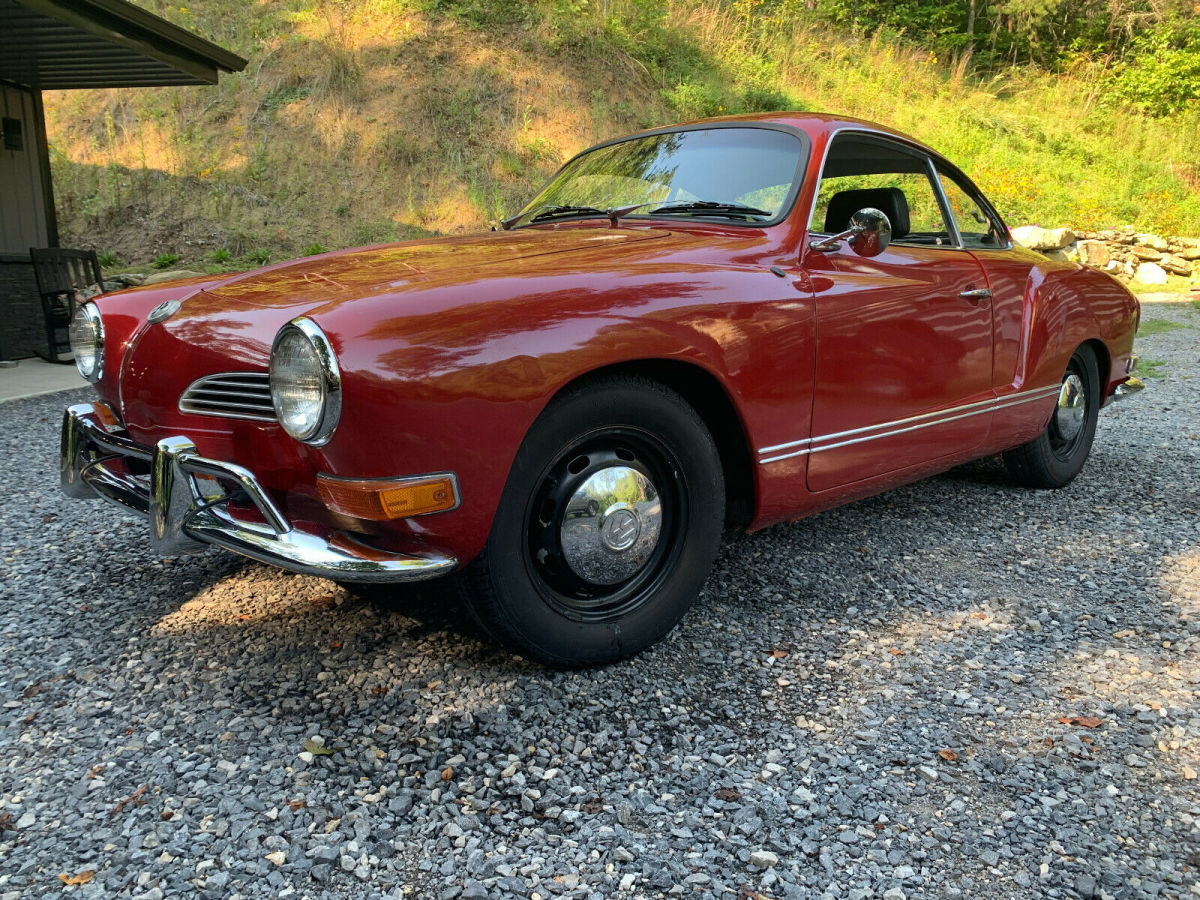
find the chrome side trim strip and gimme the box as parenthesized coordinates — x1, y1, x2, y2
(756, 385, 1059, 465)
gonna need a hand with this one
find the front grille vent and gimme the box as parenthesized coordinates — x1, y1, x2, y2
(179, 372, 277, 423)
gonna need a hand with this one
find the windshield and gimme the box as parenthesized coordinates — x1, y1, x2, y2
(510, 127, 806, 227)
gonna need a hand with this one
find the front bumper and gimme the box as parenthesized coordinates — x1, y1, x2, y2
(1108, 353, 1145, 404)
(60, 402, 457, 583)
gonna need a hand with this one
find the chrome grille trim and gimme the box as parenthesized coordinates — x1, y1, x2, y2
(179, 372, 277, 423)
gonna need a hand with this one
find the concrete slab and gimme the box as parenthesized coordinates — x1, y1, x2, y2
(0, 357, 87, 403)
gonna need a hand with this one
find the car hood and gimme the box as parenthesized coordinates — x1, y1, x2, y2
(200, 228, 670, 310)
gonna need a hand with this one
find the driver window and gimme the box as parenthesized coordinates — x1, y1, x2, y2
(809, 137, 954, 247)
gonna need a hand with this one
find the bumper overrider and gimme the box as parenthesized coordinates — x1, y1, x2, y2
(60, 402, 457, 582)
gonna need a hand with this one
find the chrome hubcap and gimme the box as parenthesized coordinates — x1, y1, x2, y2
(560, 466, 661, 585)
(1055, 373, 1086, 441)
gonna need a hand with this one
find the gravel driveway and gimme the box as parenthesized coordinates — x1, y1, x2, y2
(1, 300, 1197, 900)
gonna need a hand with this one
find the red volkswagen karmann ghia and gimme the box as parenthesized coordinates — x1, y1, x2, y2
(61, 112, 1142, 666)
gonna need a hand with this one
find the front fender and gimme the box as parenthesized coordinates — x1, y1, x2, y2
(315, 268, 815, 565)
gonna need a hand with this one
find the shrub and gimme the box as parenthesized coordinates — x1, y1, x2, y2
(151, 252, 179, 269)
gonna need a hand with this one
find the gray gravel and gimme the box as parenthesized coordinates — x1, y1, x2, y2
(1, 300, 1198, 900)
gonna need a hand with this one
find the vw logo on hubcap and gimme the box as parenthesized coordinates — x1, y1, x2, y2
(558, 464, 662, 586)
(600, 506, 641, 551)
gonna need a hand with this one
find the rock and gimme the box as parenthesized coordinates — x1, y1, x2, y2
(142, 269, 206, 285)
(1076, 240, 1111, 268)
(1134, 262, 1169, 285)
(265, 851, 286, 866)
(1043, 249, 1070, 262)
(1135, 232, 1169, 251)
(749, 849, 779, 868)
(1132, 245, 1163, 262)
(1180, 246, 1200, 261)
(1160, 254, 1192, 276)
(1012, 225, 1076, 251)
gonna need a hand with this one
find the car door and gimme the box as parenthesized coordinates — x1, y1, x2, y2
(802, 134, 995, 493)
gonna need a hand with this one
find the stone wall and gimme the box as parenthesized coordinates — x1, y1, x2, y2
(1011, 225, 1200, 287)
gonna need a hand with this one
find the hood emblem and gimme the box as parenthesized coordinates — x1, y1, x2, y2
(147, 299, 182, 324)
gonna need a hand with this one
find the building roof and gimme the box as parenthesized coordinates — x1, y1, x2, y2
(0, 0, 247, 89)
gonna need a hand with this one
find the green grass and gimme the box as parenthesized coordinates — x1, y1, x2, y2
(1136, 320, 1190, 337)
(39, 0, 1200, 270)
(1138, 358, 1169, 378)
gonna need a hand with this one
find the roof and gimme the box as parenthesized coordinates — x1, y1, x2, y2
(0, 0, 247, 89)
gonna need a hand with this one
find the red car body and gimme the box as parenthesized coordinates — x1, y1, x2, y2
(63, 112, 1140, 662)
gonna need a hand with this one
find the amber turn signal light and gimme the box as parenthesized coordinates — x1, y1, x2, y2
(317, 473, 460, 520)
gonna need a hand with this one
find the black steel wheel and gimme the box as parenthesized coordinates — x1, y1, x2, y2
(1003, 344, 1101, 489)
(458, 376, 725, 667)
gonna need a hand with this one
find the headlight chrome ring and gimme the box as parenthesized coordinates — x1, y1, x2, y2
(69, 302, 105, 382)
(269, 317, 342, 445)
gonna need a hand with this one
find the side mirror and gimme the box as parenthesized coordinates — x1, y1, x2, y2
(809, 207, 892, 258)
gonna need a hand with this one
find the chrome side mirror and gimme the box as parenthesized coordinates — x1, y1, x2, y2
(809, 207, 892, 257)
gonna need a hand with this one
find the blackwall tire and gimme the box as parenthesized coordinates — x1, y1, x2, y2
(458, 376, 725, 667)
(1003, 344, 1100, 489)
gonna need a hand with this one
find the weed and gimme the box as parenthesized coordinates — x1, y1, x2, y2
(243, 249, 272, 266)
(209, 248, 232, 264)
(303, 243, 329, 256)
(261, 84, 311, 113)
(96, 250, 119, 269)
(1136, 320, 1189, 337)
(351, 221, 399, 245)
(1139, 358, 1168, 378)
(152, 253, 179, 269)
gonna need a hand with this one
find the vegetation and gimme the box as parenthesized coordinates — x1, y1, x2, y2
(1136, 320, 1189, 337)
(1138, 358, 1168, 378)
(42, 0, 1200, 270)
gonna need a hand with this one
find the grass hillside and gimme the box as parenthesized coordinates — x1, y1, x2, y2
(43, 0, 1200, 273)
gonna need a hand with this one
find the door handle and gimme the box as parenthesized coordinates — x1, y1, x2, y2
(959, 288, 992, 299)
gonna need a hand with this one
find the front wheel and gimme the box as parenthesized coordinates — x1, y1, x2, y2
(1003, 344, 1100, 488)
(458, 377, 725, 667)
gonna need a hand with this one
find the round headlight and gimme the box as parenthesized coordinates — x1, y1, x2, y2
(69, 302, 104, 381)
(269, 318, 341, 444)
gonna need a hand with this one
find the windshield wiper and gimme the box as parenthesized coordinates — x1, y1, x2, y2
(501, 205, 611, 229)
(498, 198, 772, 231)
(645, 200, 772, 220)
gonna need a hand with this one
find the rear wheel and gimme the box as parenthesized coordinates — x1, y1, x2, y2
(459, 377, 725, 667)
(1003, 344, 1100, 488)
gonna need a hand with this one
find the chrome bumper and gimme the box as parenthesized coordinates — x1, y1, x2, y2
(60, 402, 457, 583)
(1111, 376, 1145, 401)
